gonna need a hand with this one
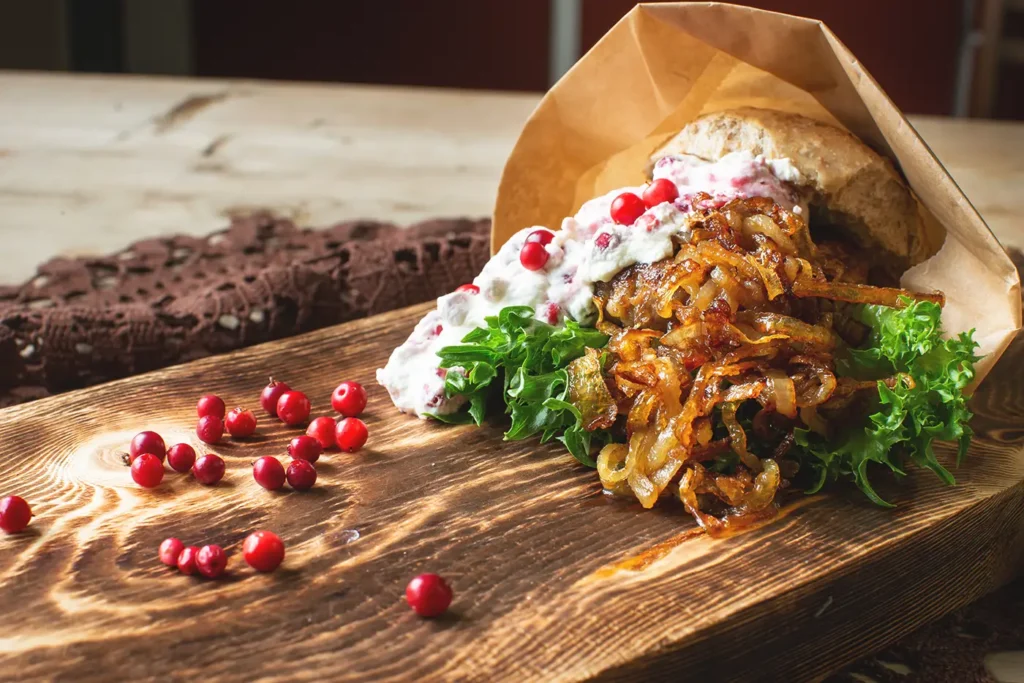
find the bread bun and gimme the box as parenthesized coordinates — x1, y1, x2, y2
(653, 107, 928, 266)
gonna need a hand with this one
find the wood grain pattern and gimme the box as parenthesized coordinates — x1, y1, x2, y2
(0, 302, 1022, 682)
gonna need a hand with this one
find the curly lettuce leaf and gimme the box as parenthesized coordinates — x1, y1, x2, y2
(433, 306, 611, 466)
(794, 298, 981, 506)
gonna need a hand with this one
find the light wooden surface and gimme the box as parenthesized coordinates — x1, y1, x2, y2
(0, 302, 1021, 682)
(0, 71, 1023, 286)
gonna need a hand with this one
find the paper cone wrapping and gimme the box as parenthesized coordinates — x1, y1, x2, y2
(491, 2, 1021, 387)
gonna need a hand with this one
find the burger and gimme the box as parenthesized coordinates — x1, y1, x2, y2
(377, 108, 979, 535)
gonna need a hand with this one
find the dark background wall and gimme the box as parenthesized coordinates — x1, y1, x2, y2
(193, 0, 962, 116)
(1, 0, 1022, 119)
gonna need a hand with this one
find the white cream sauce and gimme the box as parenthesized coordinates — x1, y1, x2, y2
(376, 151, 805, 417)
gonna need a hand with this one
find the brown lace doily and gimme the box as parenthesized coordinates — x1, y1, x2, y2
(0, 214, 491, 407)
(0, 216, 1020, 681)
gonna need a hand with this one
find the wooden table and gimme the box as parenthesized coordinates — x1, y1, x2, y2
(0, 72, 1023, 286)
(0, 72, 1023, 682)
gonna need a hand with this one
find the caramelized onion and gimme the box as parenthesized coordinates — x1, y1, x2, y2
(791, 355, 838, 407)
(720, 401, 760, 471)
(764, 369, 798, 419)
(743, 458, 780, 511)
(567, 348, 618, 431)
(743, 214, 798, 255)
(792, 277, 945, 307)
(597, 442, 630, 486)
(799, 406, 829, 436)
(588, 196, 946, 529)
(739, 312, 836, 350)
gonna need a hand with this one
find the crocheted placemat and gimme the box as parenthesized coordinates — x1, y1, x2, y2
(0, 214, 489, 408)
(0, 216, 1020, 682)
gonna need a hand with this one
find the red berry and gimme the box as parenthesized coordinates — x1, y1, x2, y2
(196, 544, 227, 579)
(177, 545, 200, 575)
(543, 302, 560, 325)
(306, 416, 337, 450)
(253, 456, 286, 491)
(166, 443, 197, 473)
(405, 573, 453, 617)
(260, 379, 291, 417)
(642, 178, 679, 208)
(455, 283, 480, 294)
(225, 407, 257, 438)
(131, 454, 164, 488)
(193, 454, 225, 485)
(0, 496, 32, 534)
(288, 435, 323, 463)
(519, 242, 549, 271)
(243, 531, 285, 572)
(286, 459, 317, 491)
(196, 415, 224, 444)
(331, 381, 367, 418)
(129, 431, 166, 462)
(525, 229, 554, 246)
(610, 192, 646, 225)
(335, 418, 368, 453)
(159, 537, 184, 567)
(276, 390, 311, 426)
(196, 394, 226, 420)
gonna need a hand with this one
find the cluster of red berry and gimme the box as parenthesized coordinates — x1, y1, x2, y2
(127, 430, 224, 488)
(124, 378, 369, 492)
(159, 530, 284, 579)
(609, 178, 679, 226)
(1, 377, 454, 617)
(131, 379, 370, 577)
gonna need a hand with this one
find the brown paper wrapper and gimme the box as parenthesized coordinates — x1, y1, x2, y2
(491, 2, 1021, 387)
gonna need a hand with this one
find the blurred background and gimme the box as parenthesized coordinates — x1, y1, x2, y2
(0, 0, 1022, 119)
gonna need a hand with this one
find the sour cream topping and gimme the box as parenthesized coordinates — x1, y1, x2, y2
(377, 151, 805, 417)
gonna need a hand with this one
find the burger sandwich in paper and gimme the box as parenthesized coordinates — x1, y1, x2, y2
(377, 4, 1021, 535)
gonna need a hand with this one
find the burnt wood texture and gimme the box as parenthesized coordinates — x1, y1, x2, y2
(0, 302, 1022, 682)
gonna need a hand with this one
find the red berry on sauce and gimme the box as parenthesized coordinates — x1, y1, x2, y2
(177, 545, 200, 575)
(196, 394, 226, 420)
(610, 192, 646, 225)
(0, 496, 32, 534)
(225, 407, 257, 438)
(193, 454, 225, 486)
(276, 390, 311, 426)
(253, 456, 286, 491)
(595, 232, 613, 250)
(243, 531, 285, 572)
(331, 381, 367, 418)
(196, 544, 227, 579)
(286, 459, 317, 491)
(129, 431, 166, 462)
(405, 573, 453, 617)
(336, 417, 368, 453)
(159, 537, 184, 567)
(525, 229, 554, 246)
(543, 302, 560, 325)
(455, 283, 480, 294)
(288, 435, 322, 463)
(519, 242, 549, 271)
(196, 415, 224, 444)
(642, 178, 679, 208)
(131, 453, 164, 488)
(260, 379, 291, 417)
(306, 416, 337, 450)
(166, 443, 197, 473)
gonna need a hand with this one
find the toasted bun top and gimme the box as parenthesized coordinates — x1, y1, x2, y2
(653, 107, 927, 266)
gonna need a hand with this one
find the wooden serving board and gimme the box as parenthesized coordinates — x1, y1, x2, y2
(1, 302, 1023, 682)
